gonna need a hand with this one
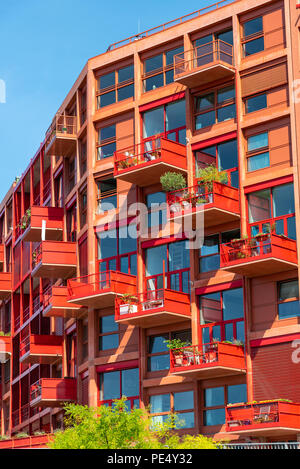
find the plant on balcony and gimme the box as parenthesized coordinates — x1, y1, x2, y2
(160, 172, 186, 193)
(196, 164, 228, 191)
(15, 433, 29, 439)
(164, 338, 191, 353)
(255, 232, 270, 242)
(119, 293, 138, 315)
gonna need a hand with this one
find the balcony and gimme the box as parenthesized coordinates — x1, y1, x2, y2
(20, 334, 63, 365)
(0, 272, 12, 300)
(174, 40, 235, 88)
(114, 138, 187, 187)
(167, 182, 240, 228)
(115, 288, 191, 328)
(67, 271, 137, 309)
(170, 342, 246, 379)
(0, 434, 52, 449)
(30, 378, 77, 408)
(43, 285, 84, 318)
(226, 400, 300, 437)
(0, 335, 11, 361)
(0, 244, 4, 268)
(21, 206, 64, 242)
(45, 113, 77, 157)
(32, 241, 77, 278)
(220, 234, 298, 277)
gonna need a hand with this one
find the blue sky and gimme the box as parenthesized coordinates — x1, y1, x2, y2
(0, 0, 213, 200)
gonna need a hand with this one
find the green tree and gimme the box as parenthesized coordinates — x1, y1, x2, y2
(49, 397, 218, 449)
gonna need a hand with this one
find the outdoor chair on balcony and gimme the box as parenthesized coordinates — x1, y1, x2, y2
(253, 405, 278, 423)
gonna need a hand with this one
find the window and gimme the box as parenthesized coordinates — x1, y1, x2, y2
(248, 183, 296, 239)
(82, 322, 88, 362)
(199, 229, 240, 273)
(146, 192, 167, 228)
(99, 368, 139, 410)
(242, 17, 264, 57)
(66, 203, 77, 242)
(143, 47, 183, 92)
(97, 64, 134, 108)
(150, 390, 195, 429)
(96, 124, 116, 160)
(147, 330, 191, 372)
(143, 99, 186, 145)
(193, 30, 233, 67)
(245, 93, 267, 114)
(79, 189, 87, 228)
(194, 85, 236, 130)
(247, 131, 270, 172)
(67, 156, 77, 192)
(199, 288, 245, 343)
(96, 178, 117, 214)
(203, 384, 247, 426)
(278, 280, 300, 319)
(145, 240, 190, 293)
(99, 315, 119, 350)
(79, 140, 87, 176)
(97, 225, 137, 275)
(195, 139, 239, 188)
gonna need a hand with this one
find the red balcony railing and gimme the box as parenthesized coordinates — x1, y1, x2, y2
(43, 284, 84, 318)
(19, 334, 63, 364)
(32, 241, 77, 278)
(170, 342, 245, 379)
(174, 40, 235, 87)
(115, 287, 191, 327)
(22, 206, 64, 242)
(67, 270, 137, 308)
(226, 400, 300, 436)
(30, 378, 77, 407)
(0, 434, 52, 449)
(220, 233, 298, 277)
(167, 181, 239, 227)
(114, 137, 187, 187)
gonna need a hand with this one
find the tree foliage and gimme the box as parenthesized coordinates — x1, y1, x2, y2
(49, 397, 218, 450)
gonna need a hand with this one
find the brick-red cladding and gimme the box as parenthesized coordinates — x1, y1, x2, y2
(251, 342, 300, 402)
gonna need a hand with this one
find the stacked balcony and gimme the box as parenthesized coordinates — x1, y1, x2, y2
(114, 138, 187, 187)
(45, 113, 77, 157)
(226, 400, 300, 437)
(115, 287, 191, 328)
(19, 334, 63, 365)
(30, 378, 77, 408)
(170, 342, 246, 379)
(220, 234, 298, 277)
(21, 206, 64, 242)
(31, 241, 77, 278)
(67, 271, 137, 309)
(43, 285, 84, 318)
(174, 40, 235, 88)
(167, 182, 240, 228)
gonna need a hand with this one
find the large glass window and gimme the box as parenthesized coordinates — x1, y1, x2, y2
(203, 384, 247, 426)
(97, 64, 134, 108)
(99, 315, 119, 351)
(99, 368, 139, 409)
(247, 132, 269, 172)
(242, 17, 264, 57)
(278, 280, 300, 319)
(150, 390, 195, 429)
(199, 230, 240, 273)
(245, 93, 267, 114)
(146, 192, 167, 228)
(195, 85, 236, 130)
(143, 99, 186, 145)
(248, 183, 296, 239)
(145, 240, 190, 292)
(97, 226, 137, 275)
(147, 330, 191, 372)
(143, 46, 184, 92)
(96, 124, 116, 160)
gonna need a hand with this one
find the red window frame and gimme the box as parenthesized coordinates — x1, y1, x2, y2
(98, 368, 140, 410)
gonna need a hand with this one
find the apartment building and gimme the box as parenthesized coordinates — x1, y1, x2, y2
(0, 0, 300, 446)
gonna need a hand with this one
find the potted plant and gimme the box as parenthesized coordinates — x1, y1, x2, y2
(164, 338, 191, 366)
(160, 172, 186, 193)
(119, 294, 138, 315)
(196, 164, 228, 192)
(181, 191, 191, 209)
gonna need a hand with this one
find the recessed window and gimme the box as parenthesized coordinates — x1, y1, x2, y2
(247, 132, 270, 172)
(242, 17, 264, 57)
(194, 85, 236, 130)
(150, 391, 195, 429)
(97, 226, 137, 275)
(199, 230, 240, 273)
(147, 330, 191, 372)
(99, 315, 119, 350)
(278, 280, 300, 319)
(96, 178, 117, 213)
(97, 65, 134, 108)
(245, 93, 267, 113)
(143, 47, 183, 92)
(203, 384, 247, 426)
(99, 368, 139, 410)
(96, 124, 116, 160)
(143, 99, 186, 144)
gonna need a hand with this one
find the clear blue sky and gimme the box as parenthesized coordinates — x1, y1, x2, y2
(0, 0, 213, 200)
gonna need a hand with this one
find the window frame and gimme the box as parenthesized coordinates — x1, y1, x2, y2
(96, 64, 134, 109)
(96, 124, 116, 161)
(246, 131, 270, 172)
(98, 368, 140, 409)
(98, 313, 120, 352)
(142, 45, 184, 93)
(203, 384, 247, 427)
(277, 279, 300, 320)
(147, 329, 191, 372)
(241, 16, 264, 58)
(194, 83, 236, 131)
(149, 390, 195, 430)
